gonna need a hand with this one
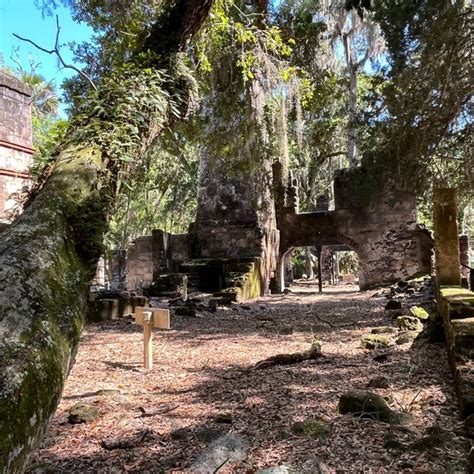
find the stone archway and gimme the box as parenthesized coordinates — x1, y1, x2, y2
(277, 233, 363, 292)
(275, 167, 433, 291)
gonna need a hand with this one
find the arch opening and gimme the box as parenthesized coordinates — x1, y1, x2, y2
(278, 234, 363, 294)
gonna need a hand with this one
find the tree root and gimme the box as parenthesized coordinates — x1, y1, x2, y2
(253, 341, 322, 369)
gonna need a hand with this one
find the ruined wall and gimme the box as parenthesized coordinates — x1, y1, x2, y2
(126, 236, 154, 291)
(0, 72, 33, 222)
(151, 229, 192, 276)
(279, 167, 432, 290)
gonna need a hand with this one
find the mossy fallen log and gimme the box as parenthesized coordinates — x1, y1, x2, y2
(253, 340, 322, 369)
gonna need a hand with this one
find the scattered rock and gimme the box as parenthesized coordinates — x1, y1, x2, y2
(408, 306, 429, 321)
(190, 433, 248, 473)
(291, 418, 331, 439)
(386, 309, 404, 319)
(385, 300, 402, 311)
(396, 316, 423, 332)
(367, 375, 391, 389)
(215, 413, 232, 424)
(67, 403, 100, 424)
(361, 334, 391, 350)
(338, 390, 397, 423)
(256, 467, 291, 474)
(396, 332, 419, 345)
(371, 326, 397, 334)
(297, 458, 331, 473)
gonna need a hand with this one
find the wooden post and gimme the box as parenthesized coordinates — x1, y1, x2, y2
(143, 311, 153, 369)
(433, 188, 461, 287)
(134, 307, 171, 369)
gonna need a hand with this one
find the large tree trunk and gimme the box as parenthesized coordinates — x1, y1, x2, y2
(0, 1, 213, 471)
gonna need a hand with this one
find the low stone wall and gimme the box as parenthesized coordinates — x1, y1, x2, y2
(438, 287, 474, 417)
(88, 295, 148, 322)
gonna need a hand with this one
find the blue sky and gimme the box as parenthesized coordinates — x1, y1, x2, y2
(0, 0, 92, 101)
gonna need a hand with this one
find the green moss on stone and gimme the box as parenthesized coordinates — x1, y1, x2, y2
(397, 316, 423, 332)
(409, 306, 429, 320)
(338, 390, 397, 423)
(291, 418, 331, 439)
(361, 334, 391, 349)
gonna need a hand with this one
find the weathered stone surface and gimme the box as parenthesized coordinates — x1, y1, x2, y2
(278, 167, 432, 290)
(338, 390, 396, 423)
(361, 334, 391, 349)
(291, 418, 331, 439)
(87, 295, 147, 322)
(397, 316, 423, 332)
(408, 306, 429, 321)
(438, 286, 474, 418)
(433, 188, 461, 286)
(371, 326, 397, 334)
(67, 403, 100, 424)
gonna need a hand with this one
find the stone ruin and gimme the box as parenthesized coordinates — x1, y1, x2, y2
(0, 71, 435, 301)
(274, 165, 433, 290)
(0, 71, 33, 225)
(121, 151, 433, 299)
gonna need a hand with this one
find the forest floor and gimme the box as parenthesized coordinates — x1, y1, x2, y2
(29, 281, 471, 473)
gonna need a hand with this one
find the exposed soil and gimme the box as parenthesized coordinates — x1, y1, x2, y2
(28, 282, 470, 472)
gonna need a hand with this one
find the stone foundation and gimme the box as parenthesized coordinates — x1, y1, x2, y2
(438, 287, 474, 417)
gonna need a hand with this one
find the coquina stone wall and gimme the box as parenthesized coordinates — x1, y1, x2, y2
(0, 72, 33, 223)
(277, 167, 433, 290)
(126, 236, 154, 291)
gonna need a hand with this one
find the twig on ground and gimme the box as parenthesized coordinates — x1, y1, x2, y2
(137, 404, 179, 418)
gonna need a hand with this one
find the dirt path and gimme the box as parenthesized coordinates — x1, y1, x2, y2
(29, 284, 470, 472)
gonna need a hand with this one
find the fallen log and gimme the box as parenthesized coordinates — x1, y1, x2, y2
(253, 340, 322, 369)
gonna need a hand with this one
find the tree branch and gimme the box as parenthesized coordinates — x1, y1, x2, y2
(13, 15, 97, 91)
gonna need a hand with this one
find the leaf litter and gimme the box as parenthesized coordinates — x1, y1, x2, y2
(28, 283, 470, 472)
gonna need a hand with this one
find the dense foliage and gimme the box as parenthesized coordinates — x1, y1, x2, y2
(28, 0, 474, 239)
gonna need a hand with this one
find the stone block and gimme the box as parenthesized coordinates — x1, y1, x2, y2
(450, 318, 474, 358)
(456, 364, 474, 418)
(88, 296, 148, 322)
